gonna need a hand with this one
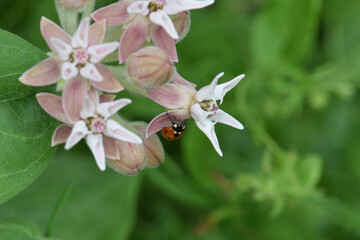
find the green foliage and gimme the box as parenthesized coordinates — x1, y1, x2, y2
(0, 29, 57, 204)
(1, 0, 360, 239)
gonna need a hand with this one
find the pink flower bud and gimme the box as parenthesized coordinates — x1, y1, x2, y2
(126, 46, 174, 90)
(173, 11, 191, 43)
(133, 122, 164, 168)
(58, 0, 88, 10)
(106, 140, 147, 175)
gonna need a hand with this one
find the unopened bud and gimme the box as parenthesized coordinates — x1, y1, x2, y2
(106, 140, 147, 175)
(126, 46, 174, 90)
(58, 0, 88, 10)
(173, 11, 190, 43)
(133, 122, 164, 168)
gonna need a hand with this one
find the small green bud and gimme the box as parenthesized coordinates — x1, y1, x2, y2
(126, 46, 174, 90)
(107, 141, 147, 176)
(173, 11, 190, 43)
(133, 122, 164, 168)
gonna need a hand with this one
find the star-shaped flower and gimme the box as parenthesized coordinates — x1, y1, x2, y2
(36, 89, 143, 171)
(20, 17, 123, 123)
(91, 0, 214, 63)
(146, 72, 244, 156)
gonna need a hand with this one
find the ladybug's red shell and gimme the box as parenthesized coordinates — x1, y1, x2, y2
(161, 126, 185, 141)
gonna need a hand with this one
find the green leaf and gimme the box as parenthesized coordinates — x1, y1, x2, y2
(2, 149, 142, 240)
(0, 29, 57, 204)
(0, 215, 44, 240)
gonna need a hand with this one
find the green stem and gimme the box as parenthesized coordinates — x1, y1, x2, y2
(237, 77, 285, 159)
(81, 0, 97, 18)
(55, 0, 78, 35)
(44, 181, 76, 237)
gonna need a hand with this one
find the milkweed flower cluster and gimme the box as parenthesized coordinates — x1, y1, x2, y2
(19, 0, 245, 174)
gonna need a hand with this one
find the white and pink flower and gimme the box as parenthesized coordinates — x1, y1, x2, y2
(36, 89, 143, 171)
(20, 17, 123, 123)
(146, 72, 244, 156)
(91, 0, 214, 63)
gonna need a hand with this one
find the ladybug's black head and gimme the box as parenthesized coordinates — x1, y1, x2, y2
(172, 122, 186, 133)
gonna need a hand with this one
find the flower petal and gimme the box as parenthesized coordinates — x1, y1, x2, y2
(88, 19, 106, 47)
(195, 72, 224, 102)
(103, 135, 120, 159)
(50, 37, 72, 60)
(19, 57, 62, 86)
(164, 0, 214, 15)
(90, 63, 123, 92)
(62, 76, 88, 123)
(65, 120, 90, 149)
(86, 134, 106, 171)
(104, 119, 143, 144)
(97, 98, 131, 119)
(80, 63, 103, 82)
(80, 95, 96, 119)
(171, 72, 196, 94)
(214, 74, 245, 104)
(147, 82, 193, 109)
(118, 16, 150, 63)
(150, 24, 178, 62)
(100, 94, 116, 103)
(149, 10, 179, 39)
(72, 17, 90, 49)
(146, 109, 189, 138)
(88, 41, 119, 63)
(36, 93, 69, 123)
(210, 109, 244, 130)
(91, 0, 135, 26)
(127, 1, 150, 16)
(40, 17, 71, 52)
(61, 62, 79, 80)
(52, 124, 72, 146)
(190, 103, 222, 156)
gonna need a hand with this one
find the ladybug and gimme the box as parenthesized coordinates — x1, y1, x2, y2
(161, 113, 186, 141)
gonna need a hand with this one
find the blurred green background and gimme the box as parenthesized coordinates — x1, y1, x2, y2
(1, 0, 360, 239)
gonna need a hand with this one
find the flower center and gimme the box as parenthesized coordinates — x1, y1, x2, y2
(199, 100, 219, 117)
(73, 49, 89, 64)
(85, 116, 106, 134)
(149, 0, 165, 12)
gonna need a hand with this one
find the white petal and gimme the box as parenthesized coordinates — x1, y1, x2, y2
(210, 109, 244, 130)
(88, 42, 119, 63)
(149, 10, 179, 39)
(86, 134, 106, 171)
(72, 17, 90, 49)
(80, 95, 96, 119)
(127, 1, 150, 16)
(195, 72, 224, 102)
(80, 63, 103, 82)
(214, 74, 245, 104)
(50, 37, 72, 60)
(65, 121, 90, 150)
(61, 62, 79, 80)
(97, 98, 132, 119)
(190, 103, 222, 157)
(104, 119, 143, 144)
(164, 0, 214, 15)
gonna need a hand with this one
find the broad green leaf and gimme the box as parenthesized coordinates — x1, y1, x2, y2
(2, 149, 142, 240)
(0, 29, 48, 100)
(0, 29, 57, 204)
(0, 215, 49, 240)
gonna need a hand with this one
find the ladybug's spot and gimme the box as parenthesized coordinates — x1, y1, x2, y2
(165, 130, 168, 133)
(168, 137, 172, 140)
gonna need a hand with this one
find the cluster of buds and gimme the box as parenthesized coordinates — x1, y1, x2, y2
(19, 0, 245, 174)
